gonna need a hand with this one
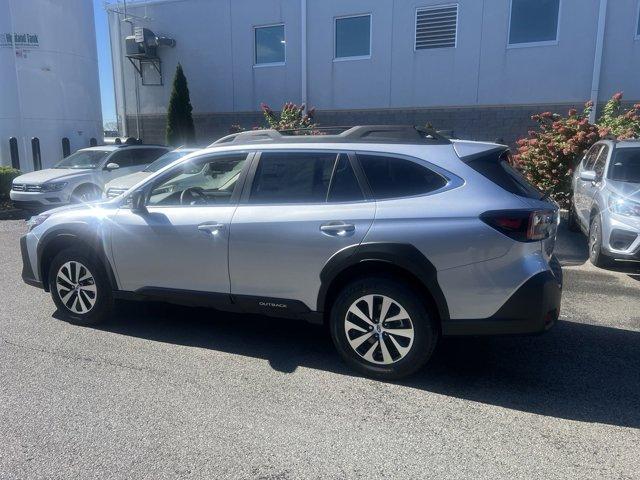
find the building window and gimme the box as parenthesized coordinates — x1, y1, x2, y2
(335, 14, 371, 59)
(508, 0, 560, 46)
(415, 4, 458, 50)
(254, 24, 285, 65)
(636, 2, 640, 38)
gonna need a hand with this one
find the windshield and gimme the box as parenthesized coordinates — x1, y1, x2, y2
(54, 150, 110, 169)
(144, 150, 194, 173)
(608, 148, 640, 183)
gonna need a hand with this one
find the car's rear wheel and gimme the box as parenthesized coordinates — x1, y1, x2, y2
(589, 214, 614, 268)
(330, 277, 438, 380)
(48, 248, 113, 325)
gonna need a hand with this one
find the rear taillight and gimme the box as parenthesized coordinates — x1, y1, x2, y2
(481, 209, 555, 242)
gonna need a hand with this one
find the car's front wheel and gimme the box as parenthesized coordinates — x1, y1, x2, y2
(589, 214, 614, 268)
(330, 278, 438, 380)
(48, 248, 113, 325)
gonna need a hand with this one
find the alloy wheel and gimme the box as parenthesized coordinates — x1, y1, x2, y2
(344, 294, 415, 365)
(55, 261, 97, 314)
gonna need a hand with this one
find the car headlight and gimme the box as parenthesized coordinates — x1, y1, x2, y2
(41, 181, 68, 192)
(608, 194, 640, 217)
(26, 213, 51, 231)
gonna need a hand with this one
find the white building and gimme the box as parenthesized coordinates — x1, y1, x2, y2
(0, 0, 103, 172)
(107, 0, 640, 145)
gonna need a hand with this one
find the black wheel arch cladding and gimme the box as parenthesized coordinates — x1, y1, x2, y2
(318, 242, 450, 322)
(37, 224, 118, 292)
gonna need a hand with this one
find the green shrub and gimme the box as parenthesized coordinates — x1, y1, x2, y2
(0, 166, 21, 200)
(166, 63, 195, 147)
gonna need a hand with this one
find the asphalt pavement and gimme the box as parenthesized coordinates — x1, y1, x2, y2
(0, 219, 638, 479)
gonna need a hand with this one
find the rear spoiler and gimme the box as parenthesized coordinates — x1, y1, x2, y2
(452, 142, 509, 163)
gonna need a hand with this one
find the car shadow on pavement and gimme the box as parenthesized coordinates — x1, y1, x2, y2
(555, 222, 589, 267)
(556, 221, 640, 273)
(88, 300, 640, 429)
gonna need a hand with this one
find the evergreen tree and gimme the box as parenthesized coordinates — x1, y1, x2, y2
(165, 63, 195, 146)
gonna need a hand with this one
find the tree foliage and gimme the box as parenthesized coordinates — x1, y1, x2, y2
(166, 63, 195, 146)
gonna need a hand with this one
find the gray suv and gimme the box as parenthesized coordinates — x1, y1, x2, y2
(569, 139, 640, 266)
(20, 126, 561, 379)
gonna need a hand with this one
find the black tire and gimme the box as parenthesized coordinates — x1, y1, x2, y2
(48, 248, 113, 326)
(588, 214, 614, 268)
(71, 184, 101, 203)
(330, 277, 438, 380)
(567, 203, 580, 232)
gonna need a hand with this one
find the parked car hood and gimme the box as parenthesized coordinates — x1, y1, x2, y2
(38, 199, 117, 218)
(607, 180, 640, 201)
(13, 168, 91, 184)
(105, 171, 153, 191)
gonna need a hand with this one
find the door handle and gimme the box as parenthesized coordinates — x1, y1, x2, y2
(197, 222, 225, 235)
(320, 222, 355, 237)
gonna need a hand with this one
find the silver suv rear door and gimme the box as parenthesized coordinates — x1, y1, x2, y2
(229, 150, 375, 311)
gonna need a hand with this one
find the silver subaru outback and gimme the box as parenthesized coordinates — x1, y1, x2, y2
(19, 126, 561, 379)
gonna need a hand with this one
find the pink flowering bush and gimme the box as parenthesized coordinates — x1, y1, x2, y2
(513, 103, 600, 207)
(597, 92, 640, 139)
(229, 102, 320, 135)
(260, 102, 317, 133)
(513, 93, 640, 207)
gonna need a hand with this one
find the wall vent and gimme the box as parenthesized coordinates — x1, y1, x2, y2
(415, 4, 458, 50)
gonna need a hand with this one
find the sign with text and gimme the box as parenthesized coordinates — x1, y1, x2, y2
(0, 33, 40, 48)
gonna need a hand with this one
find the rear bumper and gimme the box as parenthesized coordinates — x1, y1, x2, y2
(442, 268, 562, 336)
(20, 235, 43, 289)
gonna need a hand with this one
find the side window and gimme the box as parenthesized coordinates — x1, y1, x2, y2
(147, 153, 247, 206)
(592, 145, 609, 178)
(254, 24, 285, 65)
(358, 154, 447, 199)
(335, 14, 371, 59)
(508, 0, 560, 46)
(249, 152, 336, 204)
(327, 154, 364, 202)
(584, 145, 603, 170)
(108, 150, 135, 168)
(133, 148, 167, 166)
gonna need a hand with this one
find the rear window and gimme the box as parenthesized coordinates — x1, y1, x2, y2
(465, 150, 545, 200)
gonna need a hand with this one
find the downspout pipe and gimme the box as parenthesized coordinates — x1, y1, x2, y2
(107, 6, 128, 136)
(301, 0, 307, 110)
(589, 0, 608, 124)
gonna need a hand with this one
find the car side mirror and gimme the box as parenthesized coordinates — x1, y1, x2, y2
(579, 170, 597, 182)
(129, 190, 147, 213)
(105, 162, 120, 171)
